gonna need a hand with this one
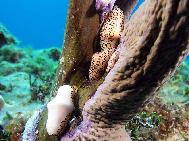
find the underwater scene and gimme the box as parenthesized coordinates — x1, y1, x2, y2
(0, 0, 189, 141)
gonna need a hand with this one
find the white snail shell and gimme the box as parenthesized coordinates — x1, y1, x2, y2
(46, 85, 75, 135)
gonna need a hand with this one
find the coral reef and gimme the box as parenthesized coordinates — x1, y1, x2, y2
(48, 48, 61, 61)
(124, 58, 189, 140)
(5, 113, 27, 141)
(159, 61, 189, 106)
(0, 0, 182, 141)
(0, 45, 23, 63)
(30, 0, 189, 141)
(0, 25, 60, 141)
(0, 24, 18, 47)
(0, 95, 5, 111)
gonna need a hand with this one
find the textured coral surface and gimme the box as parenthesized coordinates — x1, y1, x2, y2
(60, 0, 189, 140)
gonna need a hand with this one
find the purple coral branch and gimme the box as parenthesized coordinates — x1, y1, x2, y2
(60, 94, 98, 140)
(95, 0, 116, 22)
(95, 0, 116, 11)
(22, 105, 46, 141)
(61, 120, 92, 141)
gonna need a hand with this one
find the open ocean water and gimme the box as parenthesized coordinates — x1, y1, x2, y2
(0, 0, 69, 49)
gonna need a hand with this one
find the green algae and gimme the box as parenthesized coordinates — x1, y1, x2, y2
(0, 24, 18, 47)
(159, 61, 189, 107)
(125, 60, 189, 140)
(0, 45, 60, 121)
(0, 25, 61, 140)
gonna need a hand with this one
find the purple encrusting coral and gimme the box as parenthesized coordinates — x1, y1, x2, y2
(95, 0, 116, 22)
(60, 94, 99, 140)
(95, 0, 116, 11)
(61, 120, 92, 141)
(60, 96, 97, 140)
(22, 105, 46, 141)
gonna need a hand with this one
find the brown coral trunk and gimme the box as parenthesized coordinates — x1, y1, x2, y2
(62, 0, 189, 140)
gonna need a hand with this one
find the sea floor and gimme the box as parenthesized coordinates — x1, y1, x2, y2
(0, 24, 60, 140)
(125, 61, 189, 140)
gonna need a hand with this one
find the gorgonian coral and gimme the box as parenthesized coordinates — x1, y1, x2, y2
(22, 105, 45, 141)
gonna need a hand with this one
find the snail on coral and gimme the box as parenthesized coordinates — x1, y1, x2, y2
(46, 85, 75, 135)
(89, 5, 124, 81)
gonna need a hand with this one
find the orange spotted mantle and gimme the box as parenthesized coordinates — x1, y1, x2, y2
(89, 6, 124, 81)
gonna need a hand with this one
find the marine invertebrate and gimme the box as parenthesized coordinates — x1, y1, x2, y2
(60, 0, 189, 140)
(89, 5, 124, 81)
(106, 44, 121, 72)
(5, 113, 27, 141)
(46, 85, 75, 135)
(95, 0, 116, 11)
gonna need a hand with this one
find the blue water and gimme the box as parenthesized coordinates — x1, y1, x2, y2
(0, 0, 69, 49)
(0, 0, 145, 49)
(130, 0, 145, 18)
(0, 0, 188, 63)
(186, 55, 189, 63)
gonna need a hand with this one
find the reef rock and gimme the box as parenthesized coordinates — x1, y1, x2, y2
(0, 95, 5, 111)
(0, 25, 17, 48)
